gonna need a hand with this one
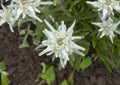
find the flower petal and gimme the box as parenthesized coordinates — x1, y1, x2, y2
(71, 36, 83, 40)
(39, 46, 52, 56)
(68, 20, 76, 31)
(92, 22, 101, 27)
(16, 8, 23, 20)
(74, 49, 85, 56)
(86, 1, 100, 8)
(113, 4, 120, 12)
(61, 21, 66, 33)
(102, 8, 108, 19)
(28, 6, 36, 15)
(100, 32, 105, 38)
(39, 2, 53, 5)
(62, 49, 69, 60)
(43, 29, 55, 39)
(71, 42, 85, 51)
(44, 20, 55, 32)
(0, 19, 6, 26)
(8, 23, 14, 32)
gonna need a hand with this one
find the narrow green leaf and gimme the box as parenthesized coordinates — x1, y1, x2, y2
(73, 55, 81, 70)
(0, 62, 6, 71)
(92, 36, 97, 48)
(33, 22, 44, 45)
(68, 72, 74, 85)
(19, 34, 29, 48)
(40, 63, 47, 73)
(95, 47, 112, 72)
(1, 74, 9, 85)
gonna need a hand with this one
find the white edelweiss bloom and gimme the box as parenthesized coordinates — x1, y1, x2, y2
(0, 5, 16, 32)
(11, 0, 53, 22)
(86, 0, 120, 19)
(92, 17, 120, 43)
(36, 20, 85, 68)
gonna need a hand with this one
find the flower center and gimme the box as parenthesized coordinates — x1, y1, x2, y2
(21, 0, 27, 5)
(103, 27, 110, 32)
(57, 38, 63, 46)
(105, 0, 112, 5)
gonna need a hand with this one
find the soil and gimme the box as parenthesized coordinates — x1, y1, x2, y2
(1, 23, 120, 85)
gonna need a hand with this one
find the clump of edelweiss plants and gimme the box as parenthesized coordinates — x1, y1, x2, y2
(1, 0, 120, 72)
(87, 0, 120, 43)
(0, 0, 53, 32)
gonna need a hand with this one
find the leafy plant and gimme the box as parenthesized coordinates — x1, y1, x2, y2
(0, 61, 9, 85)
(80, 57, 92, 71)
(35, 63, 55, 85)
(15, 0, 120, 72)
(60, 80, 68, 85)
(60, 72, 74, 85)
(1, 0, 120, 76)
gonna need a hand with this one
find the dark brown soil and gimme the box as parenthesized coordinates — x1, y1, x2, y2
(1, 24, 120, 85)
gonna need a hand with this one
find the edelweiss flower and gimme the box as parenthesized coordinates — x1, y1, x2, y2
(36, 20, 85, 68)
(92, 17, 120, 43)
(86, 0, 120, 19)
(11, 0, 53, 22)
(0, 5, 16, 32)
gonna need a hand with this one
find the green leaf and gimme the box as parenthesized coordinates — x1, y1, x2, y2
(95, 47, 112, 72)
(92, 36, 97, 48)
(60, 80, 68, 85)
(40, 63, 47, 73)
(73, 54, 81, 71)
(62, 8, 71, 17)
(19, 41, 29, 48)
(38, 65, 55, 85)
(115, 41, 120, 56)
(19, 30, 26, 35)
(40, 74, 48, 80)
(104, 62, 112, 72)
(46, 78, 51, 85)
(19, 34, 29, 48)
(80, 57, 92, 70)
(33, 22, 44, 45)
(0, 62, 6, 71)
(1, 74, 9, 85)
(28, 30, 34, 35)
(46, 66, 55, 82)
(68, 72, 74, 85)
(117, 46, 120, 56)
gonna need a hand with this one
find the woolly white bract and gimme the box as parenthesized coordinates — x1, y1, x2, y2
(92, 17, 120, 43)
(86, 0, 120, 19)
(11, 0, 53, 22)
(36, 20, 85, 68)
(0, 5, 16, 32)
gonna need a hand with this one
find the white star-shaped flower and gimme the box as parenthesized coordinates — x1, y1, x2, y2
(92, 17, 120, 43)
(86, 0, 120, 19)
(36, 20, 85, 68)
(0, 5, 16, 32)
(11, 0, 53, 22)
